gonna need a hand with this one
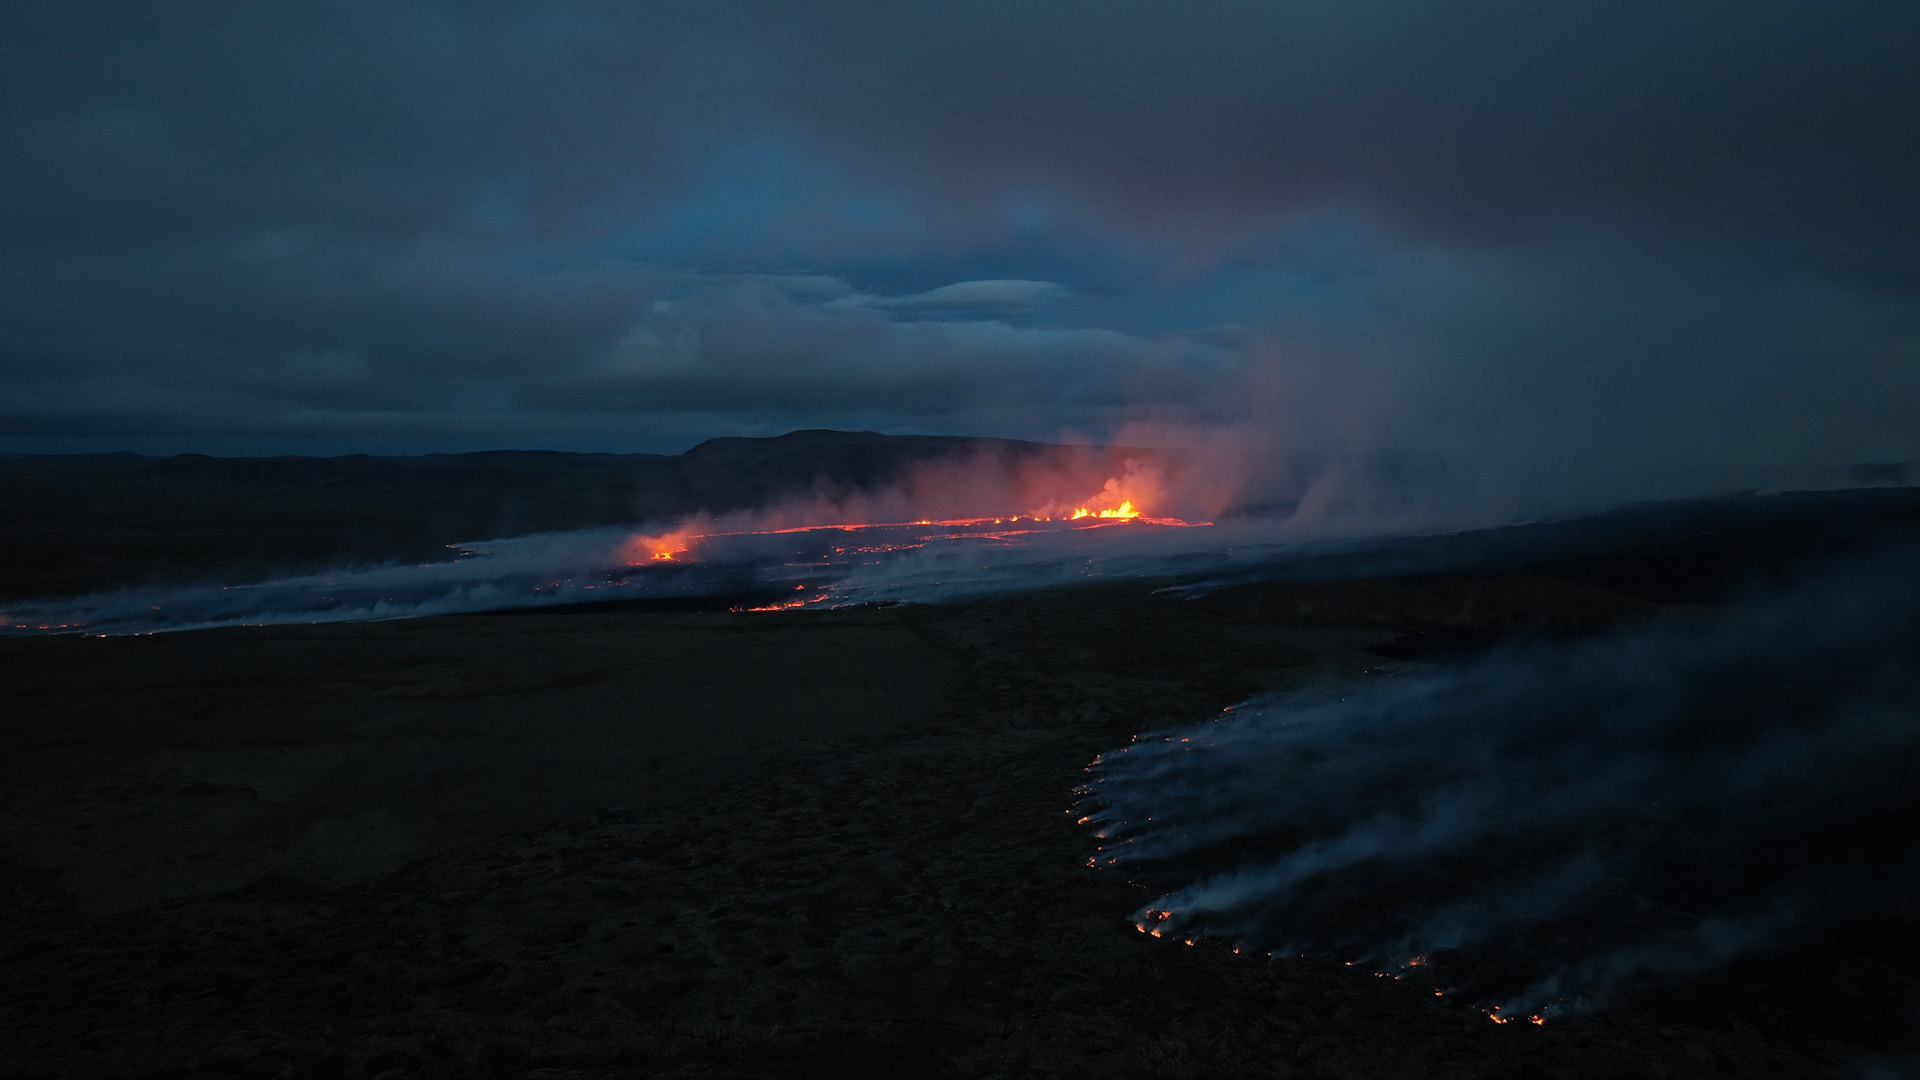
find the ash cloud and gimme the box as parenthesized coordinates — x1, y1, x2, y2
(1083, 545, 1920, 1013)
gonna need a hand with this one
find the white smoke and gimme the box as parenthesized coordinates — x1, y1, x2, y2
(2, 517, 1289, 636)
(1082, 545, 1920, 1014)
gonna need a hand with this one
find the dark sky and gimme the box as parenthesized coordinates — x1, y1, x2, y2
(4, 2, 1917, 503)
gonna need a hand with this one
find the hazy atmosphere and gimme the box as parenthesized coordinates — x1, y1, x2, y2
(8, 6, 1920, 1077)
(7, 2, 1917, 513)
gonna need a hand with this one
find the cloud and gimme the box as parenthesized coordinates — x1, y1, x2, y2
(0, 239, 1228, 453)
(528, 272, 1220, 423)
(7, 1, 1916, 272)
(852, 279, 1072, 318)
(0, 1, 1915, 492)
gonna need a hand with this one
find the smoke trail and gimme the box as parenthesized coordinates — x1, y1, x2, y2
(0, 527, 722, 634)
(1, 444, 1254, 634)
(0, 514, 1258, 635)
(1084, 546, 1920, 1014)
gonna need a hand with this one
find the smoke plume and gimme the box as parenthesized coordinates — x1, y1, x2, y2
(0, 446, 1240, 634)
(1082, 545, 1920, 1015)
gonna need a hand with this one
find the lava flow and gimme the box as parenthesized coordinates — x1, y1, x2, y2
(620, 482, 1208, 580)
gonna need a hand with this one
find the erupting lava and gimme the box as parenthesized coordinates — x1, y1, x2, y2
(620, 478, 1205, 587)
(8, 457, 1229, 637)
(627, 525, 697, 564)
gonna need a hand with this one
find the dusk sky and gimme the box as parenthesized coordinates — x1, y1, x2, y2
(5, 2, 1918, 506)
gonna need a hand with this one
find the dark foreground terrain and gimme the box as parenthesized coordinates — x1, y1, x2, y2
(4, 565, 1920, 1078)
(5, 446, 1920, 1078)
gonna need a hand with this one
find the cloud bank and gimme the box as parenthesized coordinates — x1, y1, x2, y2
(3, 1, 1917, 517)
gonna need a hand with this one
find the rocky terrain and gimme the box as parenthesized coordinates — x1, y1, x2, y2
(5, 445, 1919, 1077)
(4, 571, 1918, 1077)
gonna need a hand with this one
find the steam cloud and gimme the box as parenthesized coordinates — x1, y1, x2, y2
(1082, 546, 1920, 1015)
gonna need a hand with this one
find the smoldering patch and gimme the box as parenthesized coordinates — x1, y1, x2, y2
(1080, 548, 1920, 1020)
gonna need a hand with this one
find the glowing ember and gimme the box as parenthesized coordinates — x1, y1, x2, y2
(736, 593, 831, 612)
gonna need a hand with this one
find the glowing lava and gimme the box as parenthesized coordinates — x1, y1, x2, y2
(625, 525, 696, 564)
(620, 477, 1205, 575)
(1070, 499, 1137, 520)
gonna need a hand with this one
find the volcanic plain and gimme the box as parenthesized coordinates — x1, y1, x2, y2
(4, 442, 1919, 1078)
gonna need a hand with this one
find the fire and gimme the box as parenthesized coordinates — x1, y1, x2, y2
(621, 474, 1201, 573)
(1069, 499, 1137, 520)
(737, 592, 830, 612)
(624, 526, 696, 565)
(584, 472, 1222, 620)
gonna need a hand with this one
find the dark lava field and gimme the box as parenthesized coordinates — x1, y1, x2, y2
(4, 445, 1920, 1078)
